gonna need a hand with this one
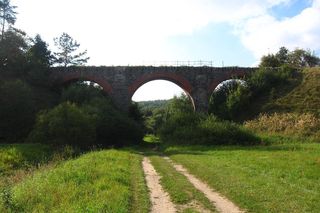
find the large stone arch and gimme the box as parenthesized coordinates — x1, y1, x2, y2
(128, 71, 195, 109)
(59, 73, 113, 94)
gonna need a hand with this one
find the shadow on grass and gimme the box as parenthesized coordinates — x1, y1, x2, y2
(126, 137, 316, 158)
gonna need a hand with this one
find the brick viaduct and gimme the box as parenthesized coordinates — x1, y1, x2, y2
(50, 66, 256, 112)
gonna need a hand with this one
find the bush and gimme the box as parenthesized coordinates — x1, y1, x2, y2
(209, 80, 251, 120)
(0, 80, 36, 141)
(159, 113, 260, 145)
(28, 102, 96, 148)
(83, 98, 144, 147)
(61, 82, 104, 105)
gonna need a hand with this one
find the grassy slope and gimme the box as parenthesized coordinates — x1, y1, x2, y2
(164, 143, 320, 213)
(239, 67, 320, 121)
(269, 67, 320, 115)
(0, 147, 149, 213)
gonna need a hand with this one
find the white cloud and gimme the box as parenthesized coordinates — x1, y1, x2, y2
(11, 0, 320, 65)
(237, 0, 320, 58)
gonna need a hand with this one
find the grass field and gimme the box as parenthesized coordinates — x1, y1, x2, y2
(163, 142, 320, 213)
(0, 146, 149, 213)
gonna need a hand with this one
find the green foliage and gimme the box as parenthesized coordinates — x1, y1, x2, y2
(59, 83, 144, 147)
(25, 35, 53, 86)
(53, 32, 89, 67)
(260, 54, 281, 68)
(159, 112, 259, 145)
(0, 29, 27, 76)
(28, 102, 96, 148)
(259, 46, 320, 68)
(0, 80, 36, 141)
(137, 99, 169, 113)
(267, 67, 320, 115)
(84, 98, 143, 147)
(166, 93, 194, 115)
(209, 80, 250, 120)
(61, 82, 104, 105)
(0, 143, 52, 173)
(226, 84, 251, 118)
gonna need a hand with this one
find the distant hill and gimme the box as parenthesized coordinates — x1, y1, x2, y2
(136, 100, 170, 113)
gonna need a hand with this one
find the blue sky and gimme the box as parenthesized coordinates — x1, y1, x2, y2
(11, 0, 320, 101)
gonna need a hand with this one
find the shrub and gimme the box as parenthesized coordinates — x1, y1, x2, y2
(159, 113, 260, 145)
(61, 82, 104, 105)
(83, 98, 144, 147)
(28, 102, 96, 148)
(0, 80, 36, 141)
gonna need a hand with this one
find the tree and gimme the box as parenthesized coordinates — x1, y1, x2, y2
(0, 80, 35, 141)
(0, 28, 27, 75)
(0, 0, 17, 41)
(259, 54, 281, 68)
(25, 35, 53, 85)
(275, 46, 289, 64)
(28, 102, 96, 147)
(53, 32, 89, 67)
(27, 34, 53, 68)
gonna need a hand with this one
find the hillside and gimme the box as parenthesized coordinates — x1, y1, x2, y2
(136, 100, 169, 113)
(238, 67, 320, 121)
(268, 67, 320, 115)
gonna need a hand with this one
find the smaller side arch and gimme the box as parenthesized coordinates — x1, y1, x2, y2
(208, 71, 247, 95)
(60, 73, 113, 94)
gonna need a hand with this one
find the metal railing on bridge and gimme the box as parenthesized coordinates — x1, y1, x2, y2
(139, 60, 214, 67)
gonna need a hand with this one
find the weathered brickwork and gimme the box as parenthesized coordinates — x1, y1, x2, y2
(50, 66, 255, 112)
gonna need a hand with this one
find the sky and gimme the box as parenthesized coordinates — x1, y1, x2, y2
(11, 0, 320, 101)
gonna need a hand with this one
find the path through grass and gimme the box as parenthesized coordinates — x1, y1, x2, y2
(149, 155, 216, 212)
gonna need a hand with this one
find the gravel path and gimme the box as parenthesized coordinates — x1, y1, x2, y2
(163, 157, 244, 213)
(142, 157, 176, 213)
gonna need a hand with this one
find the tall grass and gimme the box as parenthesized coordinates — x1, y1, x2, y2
(245, 113, 320, 141)
(0, 144, 52, 174)
(0, 149, 149, 213)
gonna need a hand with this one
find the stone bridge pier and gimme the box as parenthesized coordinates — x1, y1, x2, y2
(50, 66, 255, 112)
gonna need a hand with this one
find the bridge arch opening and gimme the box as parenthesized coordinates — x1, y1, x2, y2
(130, 79, 195, 135)
(208, 78, 249, 120)
(60, 75, 113, 95)
(131, 80, 195, 109)
(60, 79, 111, 105)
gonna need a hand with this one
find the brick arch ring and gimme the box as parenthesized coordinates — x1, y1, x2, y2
(61, 73, 113, 94)
(128, 72, 194, 107)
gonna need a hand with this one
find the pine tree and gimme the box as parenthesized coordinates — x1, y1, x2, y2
(0, 0, 17, 41)
(53, 33, 89, 67)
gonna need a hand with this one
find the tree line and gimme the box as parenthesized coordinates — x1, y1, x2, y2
(0, 0, 143, 147)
